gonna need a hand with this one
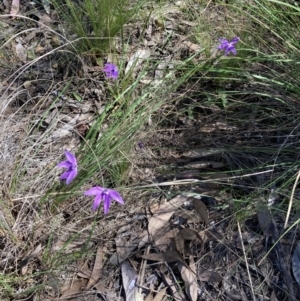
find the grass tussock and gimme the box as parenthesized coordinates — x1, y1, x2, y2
(1, 0, 300, 300)
(52, 0, 147, 55)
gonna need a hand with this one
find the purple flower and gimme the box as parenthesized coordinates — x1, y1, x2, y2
(103, 63, 118, 80)
(56, 150, 78, 185)
(217, 37, 240, 56)
(138, 141, 144, 149)
(84, 186, 124, 214)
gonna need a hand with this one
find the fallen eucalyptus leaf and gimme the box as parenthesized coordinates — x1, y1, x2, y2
(16, 42, 27, 62)
(122, 261, 143, 301)
(125, 49, 151, 75)
(147, 195, 188, 250)
(85, 247, 103, 290)
(178, 255, 198, 301)
(191, 198, 209, 224)
(10, 0, 20, 17)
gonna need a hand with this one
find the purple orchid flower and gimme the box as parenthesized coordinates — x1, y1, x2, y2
(84, 186, 124, 214)
(103, 63, 118, 80)
(217, 37, 240, 56)
(56, 150, 78, 185)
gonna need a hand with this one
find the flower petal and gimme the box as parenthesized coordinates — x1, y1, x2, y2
(84, 186, 104, 196)
(230, 49, 237, 55)
(65, 150, 77, 166)
(60, 171, 70, 180)
(103, 194, 112, 214)
(66, 169, 77, 185)
(103, 63, 118, 80)
(231, 37, 240, 44)
(57, 161, 72, 169)
(108, 189, 124, 205)
(92, 194, 103, 211)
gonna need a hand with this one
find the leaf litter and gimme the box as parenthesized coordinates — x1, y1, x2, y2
(1, 1, 300, 301)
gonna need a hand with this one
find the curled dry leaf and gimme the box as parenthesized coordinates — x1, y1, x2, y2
(178, 255, 198, 301)
(147, 195, 188, 251)
(292, 244, 300, 286)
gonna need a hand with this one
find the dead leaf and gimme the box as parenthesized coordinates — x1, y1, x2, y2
(257, 201, 272, 238)
(115, 236, 132, 263)
(153, 287, 167, 301)
(147, 195, 188, 250)
(94, 282, 107, 296)
(125, 49, 151, 75)
(38, 12, 53, 25)
(198, 269, 222, 283)
(145, 292, 154, 301)
(292, 244, 300, 286)
(182, 40, 200, 52)
(121, 261, 143, 301)
(155, 60, 170, 80)
(45, 114, 79, 142)
(60, 278, 88, 298)
(10, 0, 20, 17)
(199, 122, 237, 133)
(175, 170, 201, 179)
(176, 209, 204, 222)
(19, 244, 43, 275)
(205, 230, 224, 242)
(77, 269, 91, 279)
(182, 161, 225, 169)
(158, 272, 185, 300)
(270, 290, 278, 301)
(110, 231, 144, 265)
(41, 0, 51, 14)
(85, 247, 103, 290)
(191, 198, 209, 224)
(175, 228, 199, 256)
(15, 42, 27, 62)
(178, 255, 198, 301)
(140, 251, 184, 264)
(182, 148, 225, 158)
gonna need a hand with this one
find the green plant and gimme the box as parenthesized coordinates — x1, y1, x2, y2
(53, 0, 147, 55)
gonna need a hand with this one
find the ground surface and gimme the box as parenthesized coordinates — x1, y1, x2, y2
(1, 1, 300, 301)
